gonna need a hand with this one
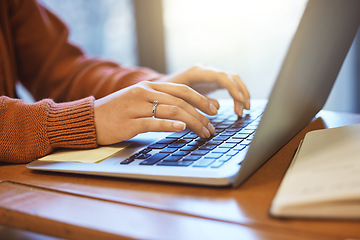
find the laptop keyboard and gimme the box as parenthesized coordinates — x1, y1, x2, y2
(120, 104, 264, 168)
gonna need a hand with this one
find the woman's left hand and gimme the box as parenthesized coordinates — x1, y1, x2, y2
(156, 64, 251, 116)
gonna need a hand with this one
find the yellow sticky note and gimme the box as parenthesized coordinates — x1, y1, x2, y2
(38, 142, 129, 163)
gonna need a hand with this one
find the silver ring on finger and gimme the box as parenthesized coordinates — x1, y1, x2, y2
(152, 100, 159, 118)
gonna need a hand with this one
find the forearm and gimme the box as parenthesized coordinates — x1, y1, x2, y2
(0, 96, 97, 163)
(61, 59, 164, 101)
(12, 0, 163, 102)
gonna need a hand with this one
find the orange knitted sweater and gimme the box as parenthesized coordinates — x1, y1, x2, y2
(0, 0, 162, 163)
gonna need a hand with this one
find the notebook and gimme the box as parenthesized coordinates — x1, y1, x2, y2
(27, 0, 360, 187)
(270, 124, 360, 219)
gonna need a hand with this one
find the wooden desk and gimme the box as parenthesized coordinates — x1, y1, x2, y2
(0, 110, 359, 240)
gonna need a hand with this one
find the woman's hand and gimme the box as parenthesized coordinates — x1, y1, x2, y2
(94, 81, 218, 145)
(156, 64, 251, 116)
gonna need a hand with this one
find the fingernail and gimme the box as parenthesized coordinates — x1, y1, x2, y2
(239, 107, 244, 116)
(202, 126, 211, 138)
(236, 105, 244, 116)
(173, 121, 186, 131)
(208, 122, 215, 135)
(209, 103, 218, 115)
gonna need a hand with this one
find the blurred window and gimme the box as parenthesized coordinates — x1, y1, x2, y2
(163, 0, 307, 99)
(40, 0, 138, 67)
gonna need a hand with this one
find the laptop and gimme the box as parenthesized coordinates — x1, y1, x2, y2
(27, 0, 360, 187)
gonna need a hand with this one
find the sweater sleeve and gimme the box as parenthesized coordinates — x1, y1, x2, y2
(0, 96, 97, 163)
(11, 0, 163, 102)
(0, 1, 164, 164)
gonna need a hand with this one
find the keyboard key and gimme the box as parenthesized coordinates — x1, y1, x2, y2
(212, 148, 229, 153)
(183, 133, 198, 139)
(140, 153, 169, 165)
(226, 149, 240, 156)
(199, 144, 217, 150)
(180, 145, 198, 151)
(241, 139, 252, 145)
(139, 147, 152, 154)
(160, 147, 178, 153)
(176, 139, 192, 144)
(193, 159, 215, 167)
(156, 138, 176, 144)
(157, 161, 194, 166)
(183, 155, 202, 161)
(149, 143, 167, 149)
(206, 140, 222, 145)
(219, 143, 237, 148)
(223, 120, 236, 125)
(192, 150, 210, 155)
(216, 124, 232, 129)
(172, 150, 190, 156)
(232, 133, 249, 139)
(136, 153, 151, 159)
(226, 128, 241, 132)
(214, 129, 228, 134)
(162, 156, 182, 162)
(218, 156, 231, 162)
(246, 135, 254, 140)
(220, 131, 236, 136)
(238, 129, 254, 134)
(226, 147, 248, 164)
(168, 143, 186, 148)
(196, 137, 209, 141)
(188, 139, 206, 146)
(211, 119, 225, 123)
(244, 126, 257, 130)
(120, 158, 134, 164)
(212, 136, 230, 141)
(225, 139, 240, 143)
(211, 161, 225, 168)
(166, 130, 190, 139)
(233, 144, 246, 151)
(204, 153, 223, 159)
(233, 121, 247, 127)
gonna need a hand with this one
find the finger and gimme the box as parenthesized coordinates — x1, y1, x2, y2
(190, 82, 222, 95)
(215, 73, 245, 104)
(136, 116, 212, 139)
(154, 104, 215, 138)
(215, 73, 245, 115)
(149, 82, 218, 116)
(147, 92, 212, 128)
(132, 100, 214, 138)
(232, 75, 251, 109)
(126, 88, 215, 137)
(206, 97, 220, 110)
(119, 83, 209, 121)
(135, 118, 187, 133)
(234, 100, 244, 116)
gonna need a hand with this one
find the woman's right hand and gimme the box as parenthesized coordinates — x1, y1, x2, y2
(94, 81, 218, 145)
(156, 64, 251, 116)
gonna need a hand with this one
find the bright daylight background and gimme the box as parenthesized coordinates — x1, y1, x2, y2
(163, 0, 307, 101)
(37, 0, 359, 113)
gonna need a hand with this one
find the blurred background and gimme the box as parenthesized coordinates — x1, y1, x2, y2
(39, 0, 360, 113)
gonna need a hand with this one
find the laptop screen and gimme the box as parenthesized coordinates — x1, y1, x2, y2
(234, 0, 360, 187)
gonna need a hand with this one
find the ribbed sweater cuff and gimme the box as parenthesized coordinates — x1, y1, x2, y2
(47, 97, 98, 149)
